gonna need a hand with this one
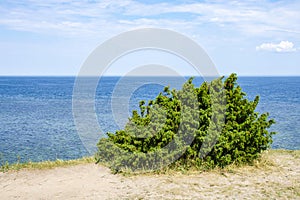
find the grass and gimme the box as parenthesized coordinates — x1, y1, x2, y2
(1, 149, 299, 174)
(1, 149, 298, 199)
(107, 149, 300, 176)
(0, 156, 95, 172)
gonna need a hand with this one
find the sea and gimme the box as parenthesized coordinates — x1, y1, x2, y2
(0, 76, 299, 164)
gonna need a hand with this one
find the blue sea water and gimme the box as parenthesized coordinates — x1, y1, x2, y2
(0, 76, 299, 164)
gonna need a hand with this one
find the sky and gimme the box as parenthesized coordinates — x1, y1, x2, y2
(0, 0, 299, 76)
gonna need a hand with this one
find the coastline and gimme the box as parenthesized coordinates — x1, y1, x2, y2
(1, 149, 299, 199)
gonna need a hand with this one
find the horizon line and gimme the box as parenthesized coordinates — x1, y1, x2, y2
(1, 74, 300, 77)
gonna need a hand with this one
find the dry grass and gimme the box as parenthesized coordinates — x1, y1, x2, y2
(0, 156, 95, 172)
(1, 149, 298, 174)
(1, 149, 299, 199)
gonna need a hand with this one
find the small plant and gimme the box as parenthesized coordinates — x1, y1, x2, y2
(0, 161, 10, 172)
(95, 73, 276, 173)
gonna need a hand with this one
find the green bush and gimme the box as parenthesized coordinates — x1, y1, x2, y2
(95, 73, 276, 172)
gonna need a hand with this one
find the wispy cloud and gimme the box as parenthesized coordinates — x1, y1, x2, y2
(1, 0, 300, 75)
(256, 41, 297, 52)
(0, 0, 299, 40)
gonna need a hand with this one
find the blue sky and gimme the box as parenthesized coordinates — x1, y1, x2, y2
(0, 0, 299, 76)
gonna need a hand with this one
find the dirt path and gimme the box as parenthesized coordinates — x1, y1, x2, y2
(1, 150, 299, 199)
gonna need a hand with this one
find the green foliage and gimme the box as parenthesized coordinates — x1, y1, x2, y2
(95, 73, 276, 172)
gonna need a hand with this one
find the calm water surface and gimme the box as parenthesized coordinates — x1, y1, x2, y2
(0, 76, 299, 164)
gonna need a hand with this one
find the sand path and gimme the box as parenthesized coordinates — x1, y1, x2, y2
(1, 151, 299, 199)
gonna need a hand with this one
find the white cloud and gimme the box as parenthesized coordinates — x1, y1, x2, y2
(0, 0, 299, 40)
(256, 41, 297, 52)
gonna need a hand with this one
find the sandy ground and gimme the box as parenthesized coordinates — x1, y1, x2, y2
(0, 151, 299, 200)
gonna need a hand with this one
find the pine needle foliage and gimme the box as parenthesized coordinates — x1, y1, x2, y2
(95, 73, 276, 173)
